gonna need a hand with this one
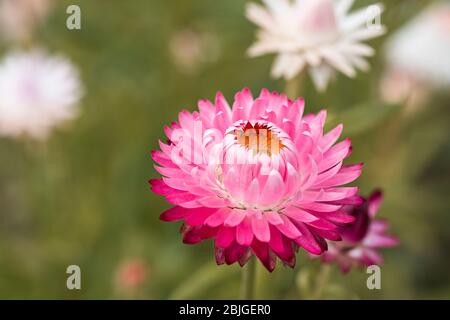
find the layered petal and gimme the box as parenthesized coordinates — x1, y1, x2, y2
(150, 88, 363, 271)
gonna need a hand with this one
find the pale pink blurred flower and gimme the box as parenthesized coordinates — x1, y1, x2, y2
(115, 259, 148, 291)
(321, 190, 399, 273)
(383, 2, 450, 91)
(379, 68, 429, 113)
(381, 2, 450, 111)
(246, 0, 385, 91)
(169, 28, 221, 75)
(150, 88, 363, 271)
(0, 0, 51, 43)
(0, 49, 83, 140)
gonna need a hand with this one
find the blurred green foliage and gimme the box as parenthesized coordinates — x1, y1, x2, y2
(0, 0, 449, 299)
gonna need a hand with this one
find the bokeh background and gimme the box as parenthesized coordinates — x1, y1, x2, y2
(0, 0, 449, 299)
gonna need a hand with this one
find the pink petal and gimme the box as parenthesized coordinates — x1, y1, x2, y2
(236, 217, 254, 246)
(368, 190, 383, 218)
(299, 202, 342, 212)
(251, 214, 271, 242)
(313, 161, 343, 187)
(224, 242, 248, 265)
(251, 240, 276, 272)
(232, 88, 253, 122)
(160, 206, 190, 222)
(216, 226, 236, 248)
(149, 179, 177, 196)
(269, 225, 295, 267)
(320, 124, 343, 152)
(185, 207, 218, 226)
(313, 163, 363, 188)
(319, 138, 351, 172)
(151, 150, 177, 168)
(276, 215, 302, 239)
(306, 218, 337, 230)
(265, 212, 284, 225)
(197, 195, 227, 208)
(364, 232, 399, 248)
(224, 209, 247, 227)
(204, 208, 232, 227)
(244, 178, 260, 205)
(259, 170, 284, 207)
(310, 228, 341, 241)
(166, 192, 198, 206)
(313, 210, 356, 224)
(294, 223, 326, 255)
(283, 206, 318, 223)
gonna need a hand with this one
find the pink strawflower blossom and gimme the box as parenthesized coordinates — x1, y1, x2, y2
(321, 190, 399, 273)
(150, 88, 362, 271)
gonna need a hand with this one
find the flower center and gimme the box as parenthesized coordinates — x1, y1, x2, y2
(233, 121, 285, 156)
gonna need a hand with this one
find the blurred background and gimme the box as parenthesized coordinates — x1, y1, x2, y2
(0, 0, 449, 299)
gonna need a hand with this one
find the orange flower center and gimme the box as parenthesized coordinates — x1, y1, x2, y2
(234, 122, 285, 156)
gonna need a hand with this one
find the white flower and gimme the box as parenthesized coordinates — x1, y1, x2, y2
(384, 1, 450, 89)
(0, 49, 83, 140)
(246, 0, 385, 91)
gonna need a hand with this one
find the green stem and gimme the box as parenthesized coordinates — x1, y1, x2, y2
(285, 74, 302, 99)
(240, 257, 256, 300)
(169, 263, 238, 299)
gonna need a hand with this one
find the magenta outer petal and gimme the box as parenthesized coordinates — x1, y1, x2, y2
(276, 215, 302, 239)
(236, 218, 254, 246)
(251, 240, 276, 272)
(204, 208, 232, 227)
(368, 190, 383, 218)
(216, 227, 236, 248)
(185, 207, 218, 226)
(160, 206, 190, 222)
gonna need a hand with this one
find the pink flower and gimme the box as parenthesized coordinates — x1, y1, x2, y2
(321, 190, 399, 273)
(150, 88, 362, 271)
(115, 259, 147, 291)
(0, 0, 51, 43)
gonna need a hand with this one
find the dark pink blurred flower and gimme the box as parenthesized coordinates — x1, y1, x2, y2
(321, 190, 399, 273)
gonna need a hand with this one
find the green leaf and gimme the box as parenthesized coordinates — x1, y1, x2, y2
(326, 102, 399, 136)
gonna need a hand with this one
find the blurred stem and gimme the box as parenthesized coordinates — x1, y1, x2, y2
(312, 264, 331, 300)
(285, 74, 302, 99)
(169, 262, 238, 299)
(240, 257, 256, 300)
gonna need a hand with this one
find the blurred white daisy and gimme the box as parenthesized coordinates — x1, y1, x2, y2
(0, 0, 51, 43)
(0, 49, 83, 140)
(382, 1, 450, 106)
(246, 0, 385, 91)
